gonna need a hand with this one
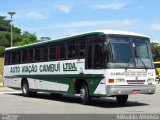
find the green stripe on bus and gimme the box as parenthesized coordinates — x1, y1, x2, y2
(17, 74, 104, 96)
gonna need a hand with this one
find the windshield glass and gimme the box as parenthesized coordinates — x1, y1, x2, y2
(107, 36, 154, 69)
(133, 38, 154, 68)
(107, 37, 134, 68)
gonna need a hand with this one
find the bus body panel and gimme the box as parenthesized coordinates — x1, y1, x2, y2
(4, 77, 21, 89)
(4, 59, 107, 96)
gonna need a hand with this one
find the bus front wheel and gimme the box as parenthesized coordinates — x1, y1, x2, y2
(116, 95, 128, 104)
(80, 83, 90, 105)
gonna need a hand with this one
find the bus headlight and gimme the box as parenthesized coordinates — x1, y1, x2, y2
(116, 78, 125, 83)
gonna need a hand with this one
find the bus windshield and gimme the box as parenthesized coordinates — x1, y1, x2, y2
(107, 37, 154, 69)
(133, 38, 153, 68)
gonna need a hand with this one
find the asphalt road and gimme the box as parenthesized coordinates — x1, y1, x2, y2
(0, 83, 160, 114)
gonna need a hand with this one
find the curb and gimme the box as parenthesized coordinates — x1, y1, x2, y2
(0, 86, 18, 92)
(0, 83, 19, 92)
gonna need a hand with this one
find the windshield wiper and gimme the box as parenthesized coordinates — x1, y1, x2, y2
(134, 51, 147, 69)
(136, 55, 147, 69)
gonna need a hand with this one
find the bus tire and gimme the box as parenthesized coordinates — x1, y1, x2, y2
(21, 80, 30, 97)
(80, 83, 90, 105)
(30, 91, 37, 96)
(116, 95, 128, 105)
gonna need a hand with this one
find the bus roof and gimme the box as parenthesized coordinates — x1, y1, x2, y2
(99, 30, 148, 38)
(5, 30, 149, 51)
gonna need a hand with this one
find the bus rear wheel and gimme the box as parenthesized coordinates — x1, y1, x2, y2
(21, 80, 37, 97)
(22, 81, 30, 97)
(116, 95, 128, 104)
(80, 83, 90, 105)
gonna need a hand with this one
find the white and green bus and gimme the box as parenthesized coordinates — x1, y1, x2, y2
(3, 30, 156, 104)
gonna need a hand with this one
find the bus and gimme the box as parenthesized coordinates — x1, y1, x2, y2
(3, 30, 156, 105)
(153, 62, 160, 82)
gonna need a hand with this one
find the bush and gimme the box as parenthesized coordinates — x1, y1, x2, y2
(0, 46, 5, 57)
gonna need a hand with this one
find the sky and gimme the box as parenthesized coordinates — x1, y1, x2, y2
(0, 0, 160, 42)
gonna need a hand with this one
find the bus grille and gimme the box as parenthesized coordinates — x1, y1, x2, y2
(125, 71, 147, 77)
(127, 80, 145, 84)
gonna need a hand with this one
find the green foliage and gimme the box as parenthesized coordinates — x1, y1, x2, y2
(0, 16, 10, 31)
(0, 16, 38, 57)
(0, 31, 10, 47)
(151, 43, 160, 61)
(0, 46, 5, 56)
(15, 32, 37, 46)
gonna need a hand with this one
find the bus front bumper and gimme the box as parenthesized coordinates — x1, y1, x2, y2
(106, 84, 156, 96)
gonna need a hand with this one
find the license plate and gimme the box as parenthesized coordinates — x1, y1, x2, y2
(132, 90, 140, 94)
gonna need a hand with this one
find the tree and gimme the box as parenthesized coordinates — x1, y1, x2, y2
(40, 37, 51, 41)
(0, 31, 10, 46)
(151, 43, 160, 61)
(0, 16, 10, 31)
(0, 16, 38, 57)
(0, 46, 5, 56)
(15, 31, 37, 46)
(0, 16, 21, 46)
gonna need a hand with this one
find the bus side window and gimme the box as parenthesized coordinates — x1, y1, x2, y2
(77, 38, 87, 58)
(93, 44, 103, 68)
(56, 43, 65, 60)
(56, 47, 60, 59)
(86, 35, 104, 69)
(86, 44, 103, 69)
(5, 52, 10, 65)
(60, 46, 65, 59)
(28, 49, 33, 63)
(79, 44, 86, 58)
(49, 46, 56, 60)
(11, 52, 16, 64)
(15, 51, 21, 64)
(6, 51, 21, 65)
(22, 50, 27, 63)
(42, 47, 48, 61)
(22, 49, 33, 63)
(67, 40, 76, 59)
(86, 45, 92, 69)
(35, 48, 41, 62)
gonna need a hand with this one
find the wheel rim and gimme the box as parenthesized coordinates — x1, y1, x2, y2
(23, 83, 28, 94)
(80, 88, 85, 99)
